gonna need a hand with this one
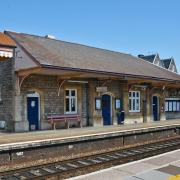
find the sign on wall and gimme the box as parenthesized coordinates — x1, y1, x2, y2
(96, 86, 107, 93)
(115, 98, 121, 109)
(95, 97, 101, 110)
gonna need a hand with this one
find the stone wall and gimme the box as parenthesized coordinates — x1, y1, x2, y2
(122, 85, 167, 124)
(0, 57, 15, 131)
(17, 75, 88, 131)
(15, 75, 179, 132)
(88, 80, 123, 126)
(18, 78, 125, 130)
(123, 85, 145, 124)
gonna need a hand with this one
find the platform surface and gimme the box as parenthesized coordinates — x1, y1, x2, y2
(71, 149, 180, 180)
(0, 119, 180, 146)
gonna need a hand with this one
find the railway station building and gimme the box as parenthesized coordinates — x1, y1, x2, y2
(0, 31, 180, 132)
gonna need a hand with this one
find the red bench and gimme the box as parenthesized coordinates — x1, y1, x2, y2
(47, 114, 82, 130)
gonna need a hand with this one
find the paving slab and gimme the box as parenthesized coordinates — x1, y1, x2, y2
(122, 177, 141, 180)
(75, 169, 131, 180)
(166, 151, 180, 159)
(114, 162, 158, 174)
(171, 160, 180, 168)
(135, 170, 171, 180)
(157, 165, 180, 175)
(143, 155, 177, 166)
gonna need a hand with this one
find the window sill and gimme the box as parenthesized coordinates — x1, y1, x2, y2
(129, 111, 140, 113)
(65, 112, 78, 115)
(165, 111, 180, 113)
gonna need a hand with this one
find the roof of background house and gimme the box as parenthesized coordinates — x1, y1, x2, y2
(161, 58, 172, 69)
(138, 54, 156, 63)
(160, 60, 165, 68)
(0, 32, 16, 47)
(5, 31, 180, 82)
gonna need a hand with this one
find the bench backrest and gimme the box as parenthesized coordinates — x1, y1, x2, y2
(47, 114, 80, 120)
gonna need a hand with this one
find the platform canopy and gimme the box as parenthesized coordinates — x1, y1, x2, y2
(0, 32, 16, 60)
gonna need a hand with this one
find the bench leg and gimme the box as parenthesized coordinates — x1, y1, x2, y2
(67, 121, 69, 129)
(53, 123, 56, 130)
(65, 121, 68, 129)
(79, 121, 82, 128)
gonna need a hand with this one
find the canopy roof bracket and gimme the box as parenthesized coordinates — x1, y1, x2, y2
(57, 79, 67, 96)
(16, 74, 31, 95)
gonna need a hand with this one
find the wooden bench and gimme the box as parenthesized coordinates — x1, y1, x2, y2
(47, 114, 82, 130)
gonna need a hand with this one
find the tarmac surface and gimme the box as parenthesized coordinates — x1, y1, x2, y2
(70, 149, 180, 180)
(0, 119, 179, 146)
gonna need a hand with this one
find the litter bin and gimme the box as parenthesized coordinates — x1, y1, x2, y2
(117, 110, 125, 124)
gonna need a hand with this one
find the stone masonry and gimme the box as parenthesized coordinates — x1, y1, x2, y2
(0, 57, 15, 131)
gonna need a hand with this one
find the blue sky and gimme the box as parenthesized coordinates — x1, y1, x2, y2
(0, 0, 180, 72)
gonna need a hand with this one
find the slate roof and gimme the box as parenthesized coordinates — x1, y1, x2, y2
(161, 59, 172, 69)
(138, 54, 156, 63)
(160, 60, 165, 68)
(5, 31, 180, 82)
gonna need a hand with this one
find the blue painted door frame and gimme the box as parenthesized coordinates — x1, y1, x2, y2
(102, 94, 111, 125)
(153, 96, 159, 121)
(27, 97, 39, 130)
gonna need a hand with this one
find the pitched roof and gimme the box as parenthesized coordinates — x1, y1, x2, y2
(138, 54, 156, 63)
(161, 58, 172, 69)
(6, 31, 180, 82)
(160, 60, 165, 68)
(0, 32, 16, 47)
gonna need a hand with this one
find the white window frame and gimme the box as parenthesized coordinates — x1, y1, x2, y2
(65, 89, 77, 114)
(165, 99, 180, 112)
(129, 91, 140, 112)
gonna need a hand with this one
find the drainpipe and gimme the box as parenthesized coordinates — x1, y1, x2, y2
(85, 83, 90, 126)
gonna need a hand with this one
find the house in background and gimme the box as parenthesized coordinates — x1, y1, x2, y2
(138, 53, 180, 120)
(138, 54, 178, 73)
(161, 58, 178, 73)
(0, 31, 180, 132)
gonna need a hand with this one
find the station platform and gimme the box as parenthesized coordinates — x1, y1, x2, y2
(71, 149, 180, 180)
(0, 119, 180, 149)
(0, 119, 180, 173)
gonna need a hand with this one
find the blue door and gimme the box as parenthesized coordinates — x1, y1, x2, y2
(153, 96, 159, 121)
(102, 94, 111, 125)
(27, 97, 39, 130)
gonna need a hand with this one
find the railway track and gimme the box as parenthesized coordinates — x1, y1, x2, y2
(1, 137, 180, 180)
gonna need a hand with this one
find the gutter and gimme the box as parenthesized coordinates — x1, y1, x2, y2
(0, 44, 16, 48)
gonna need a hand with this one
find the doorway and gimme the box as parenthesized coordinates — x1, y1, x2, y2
(102, 94, 111, 125)
(27, 92, 40, 130)
(153, 96, 159, 121)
